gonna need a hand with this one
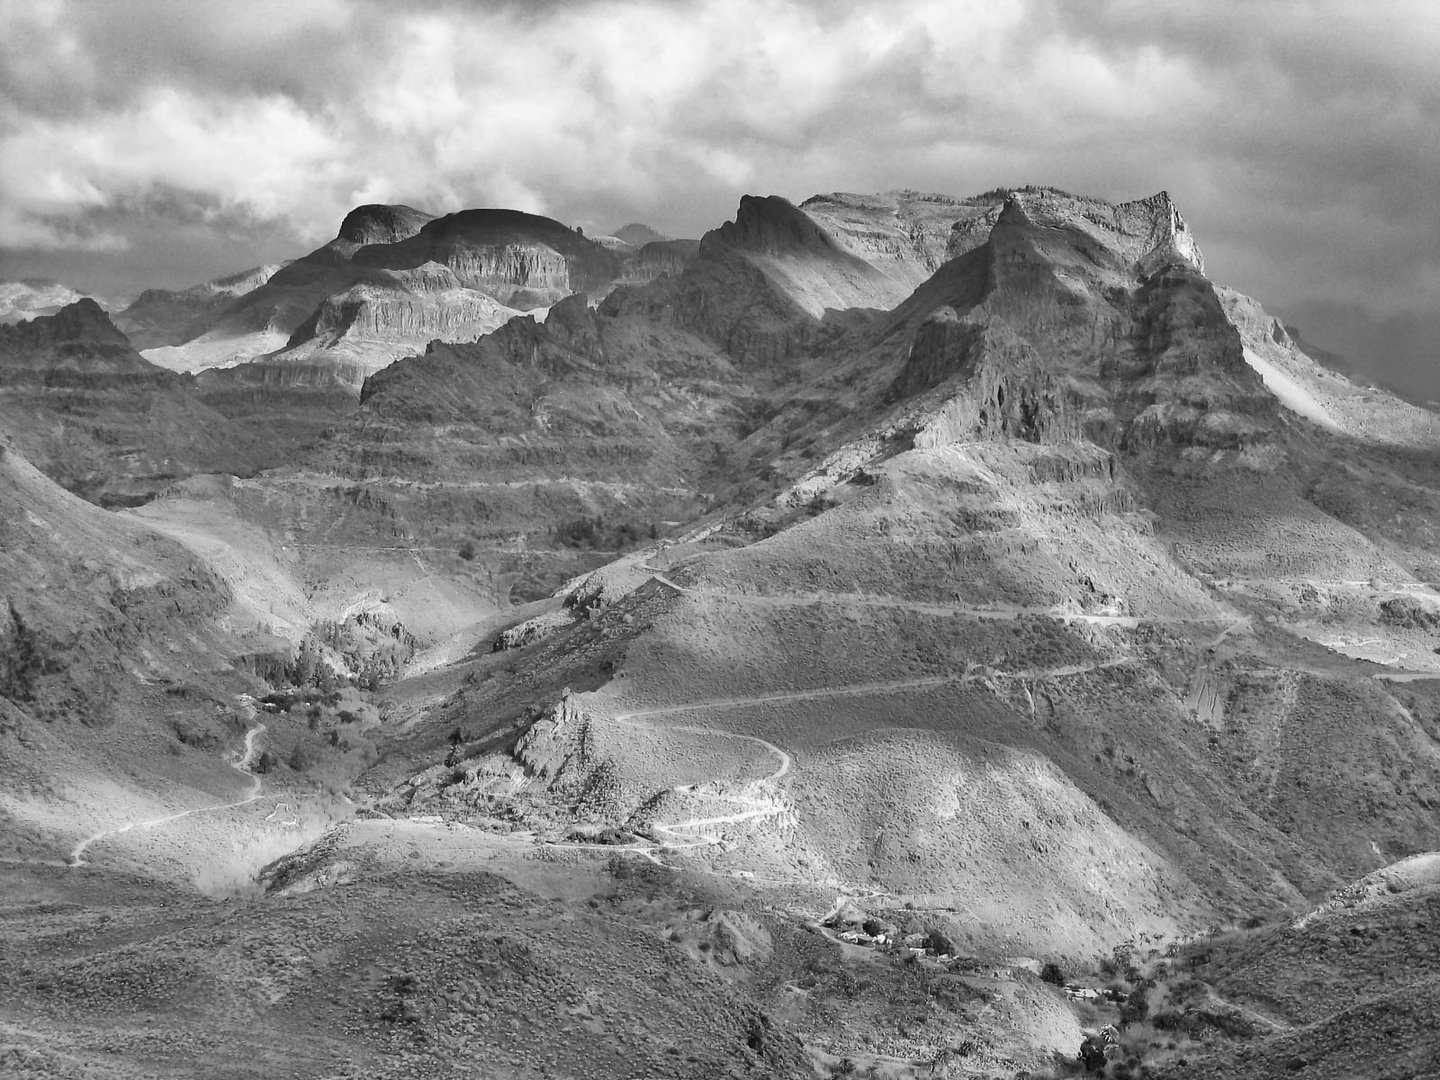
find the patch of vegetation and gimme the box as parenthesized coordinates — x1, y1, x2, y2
(0, 600, 46, 701)
(1379, 596, 1440, 630)
(552, 514, 657, 551)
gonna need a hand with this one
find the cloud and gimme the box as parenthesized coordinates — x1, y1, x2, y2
(0, 0, 1436, 387)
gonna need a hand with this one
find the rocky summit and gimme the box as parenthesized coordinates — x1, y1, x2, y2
(3, 184, 1439, 1080)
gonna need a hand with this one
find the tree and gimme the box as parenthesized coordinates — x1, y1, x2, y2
(1119, 986, 1150, 1027)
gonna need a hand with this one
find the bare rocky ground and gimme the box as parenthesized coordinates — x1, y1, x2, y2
(4, 186, 1440, 1078)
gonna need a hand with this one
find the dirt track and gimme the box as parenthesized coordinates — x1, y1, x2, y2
(68, 715, 269, 868)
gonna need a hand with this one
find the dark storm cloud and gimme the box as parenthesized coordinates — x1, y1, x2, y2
(0, 0, 1434, 386)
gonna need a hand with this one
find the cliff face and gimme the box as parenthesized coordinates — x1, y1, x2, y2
(358, 209, 627, 309)
(878, 189, 1272, 456)
(614, 239, 700, 285)
(259, 267, 527, 389)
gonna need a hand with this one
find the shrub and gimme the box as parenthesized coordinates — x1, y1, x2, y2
(1119, 988, 1150, 1027)
(0, 600, 45, 701)
(458, 540, 477, 561)
(1040, 961, 1066, 986)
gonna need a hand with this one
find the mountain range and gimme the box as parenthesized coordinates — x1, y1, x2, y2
(2, 184, 1438, 1080)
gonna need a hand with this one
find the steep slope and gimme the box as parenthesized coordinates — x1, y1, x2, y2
(353, 208, 625, 309)
(800, 188, 999, 294)
(116, 263, 284, 354)
(0, 301, 274, 504)
(296, 291, 750, 600)
(1222, 285, 1440, 448)
(1131, 856, 1440, 1080)
(0, 439, 264, 873)
(598, 194, 902, 370)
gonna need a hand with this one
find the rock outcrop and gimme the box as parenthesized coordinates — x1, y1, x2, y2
(875, 189, 1273, 456)
(334, 203, 434, 249)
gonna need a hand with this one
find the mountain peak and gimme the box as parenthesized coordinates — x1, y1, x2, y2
(336, 203, 435, 247)
(36, 297, 132, 347)
(613, 223, 668, 247)
(994, 192, 1034, 228)
(1114, 190, 1204, 274)
(0, 297, 166, 388)
(701, 194, 850, 258)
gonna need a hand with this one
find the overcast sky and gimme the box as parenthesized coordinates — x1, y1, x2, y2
(1, 0, 1435, 394)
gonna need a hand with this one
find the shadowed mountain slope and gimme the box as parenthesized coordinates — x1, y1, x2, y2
(0, 439, 263, 870)
(0, 301, 277, 504)
(115, 263, 284, 353)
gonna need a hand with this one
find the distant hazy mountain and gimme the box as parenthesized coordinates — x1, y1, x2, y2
(0, 278, 113, 324)
(115, 263, 286, 352)
(612, 222, 669, 247)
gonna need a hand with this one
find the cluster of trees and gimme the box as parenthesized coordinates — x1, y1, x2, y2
(552, 515, 657, 550)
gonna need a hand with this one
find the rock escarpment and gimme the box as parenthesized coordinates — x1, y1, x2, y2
(357, 208, 625, 309)
(878, 189, 1272, 456)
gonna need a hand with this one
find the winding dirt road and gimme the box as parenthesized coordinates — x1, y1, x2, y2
(601, 716, 791, 850)
(68, 718, 268, 868)
(588, 647, 1148, 857)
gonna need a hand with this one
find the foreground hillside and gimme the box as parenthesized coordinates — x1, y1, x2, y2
(3, 184, 1440, 1078)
